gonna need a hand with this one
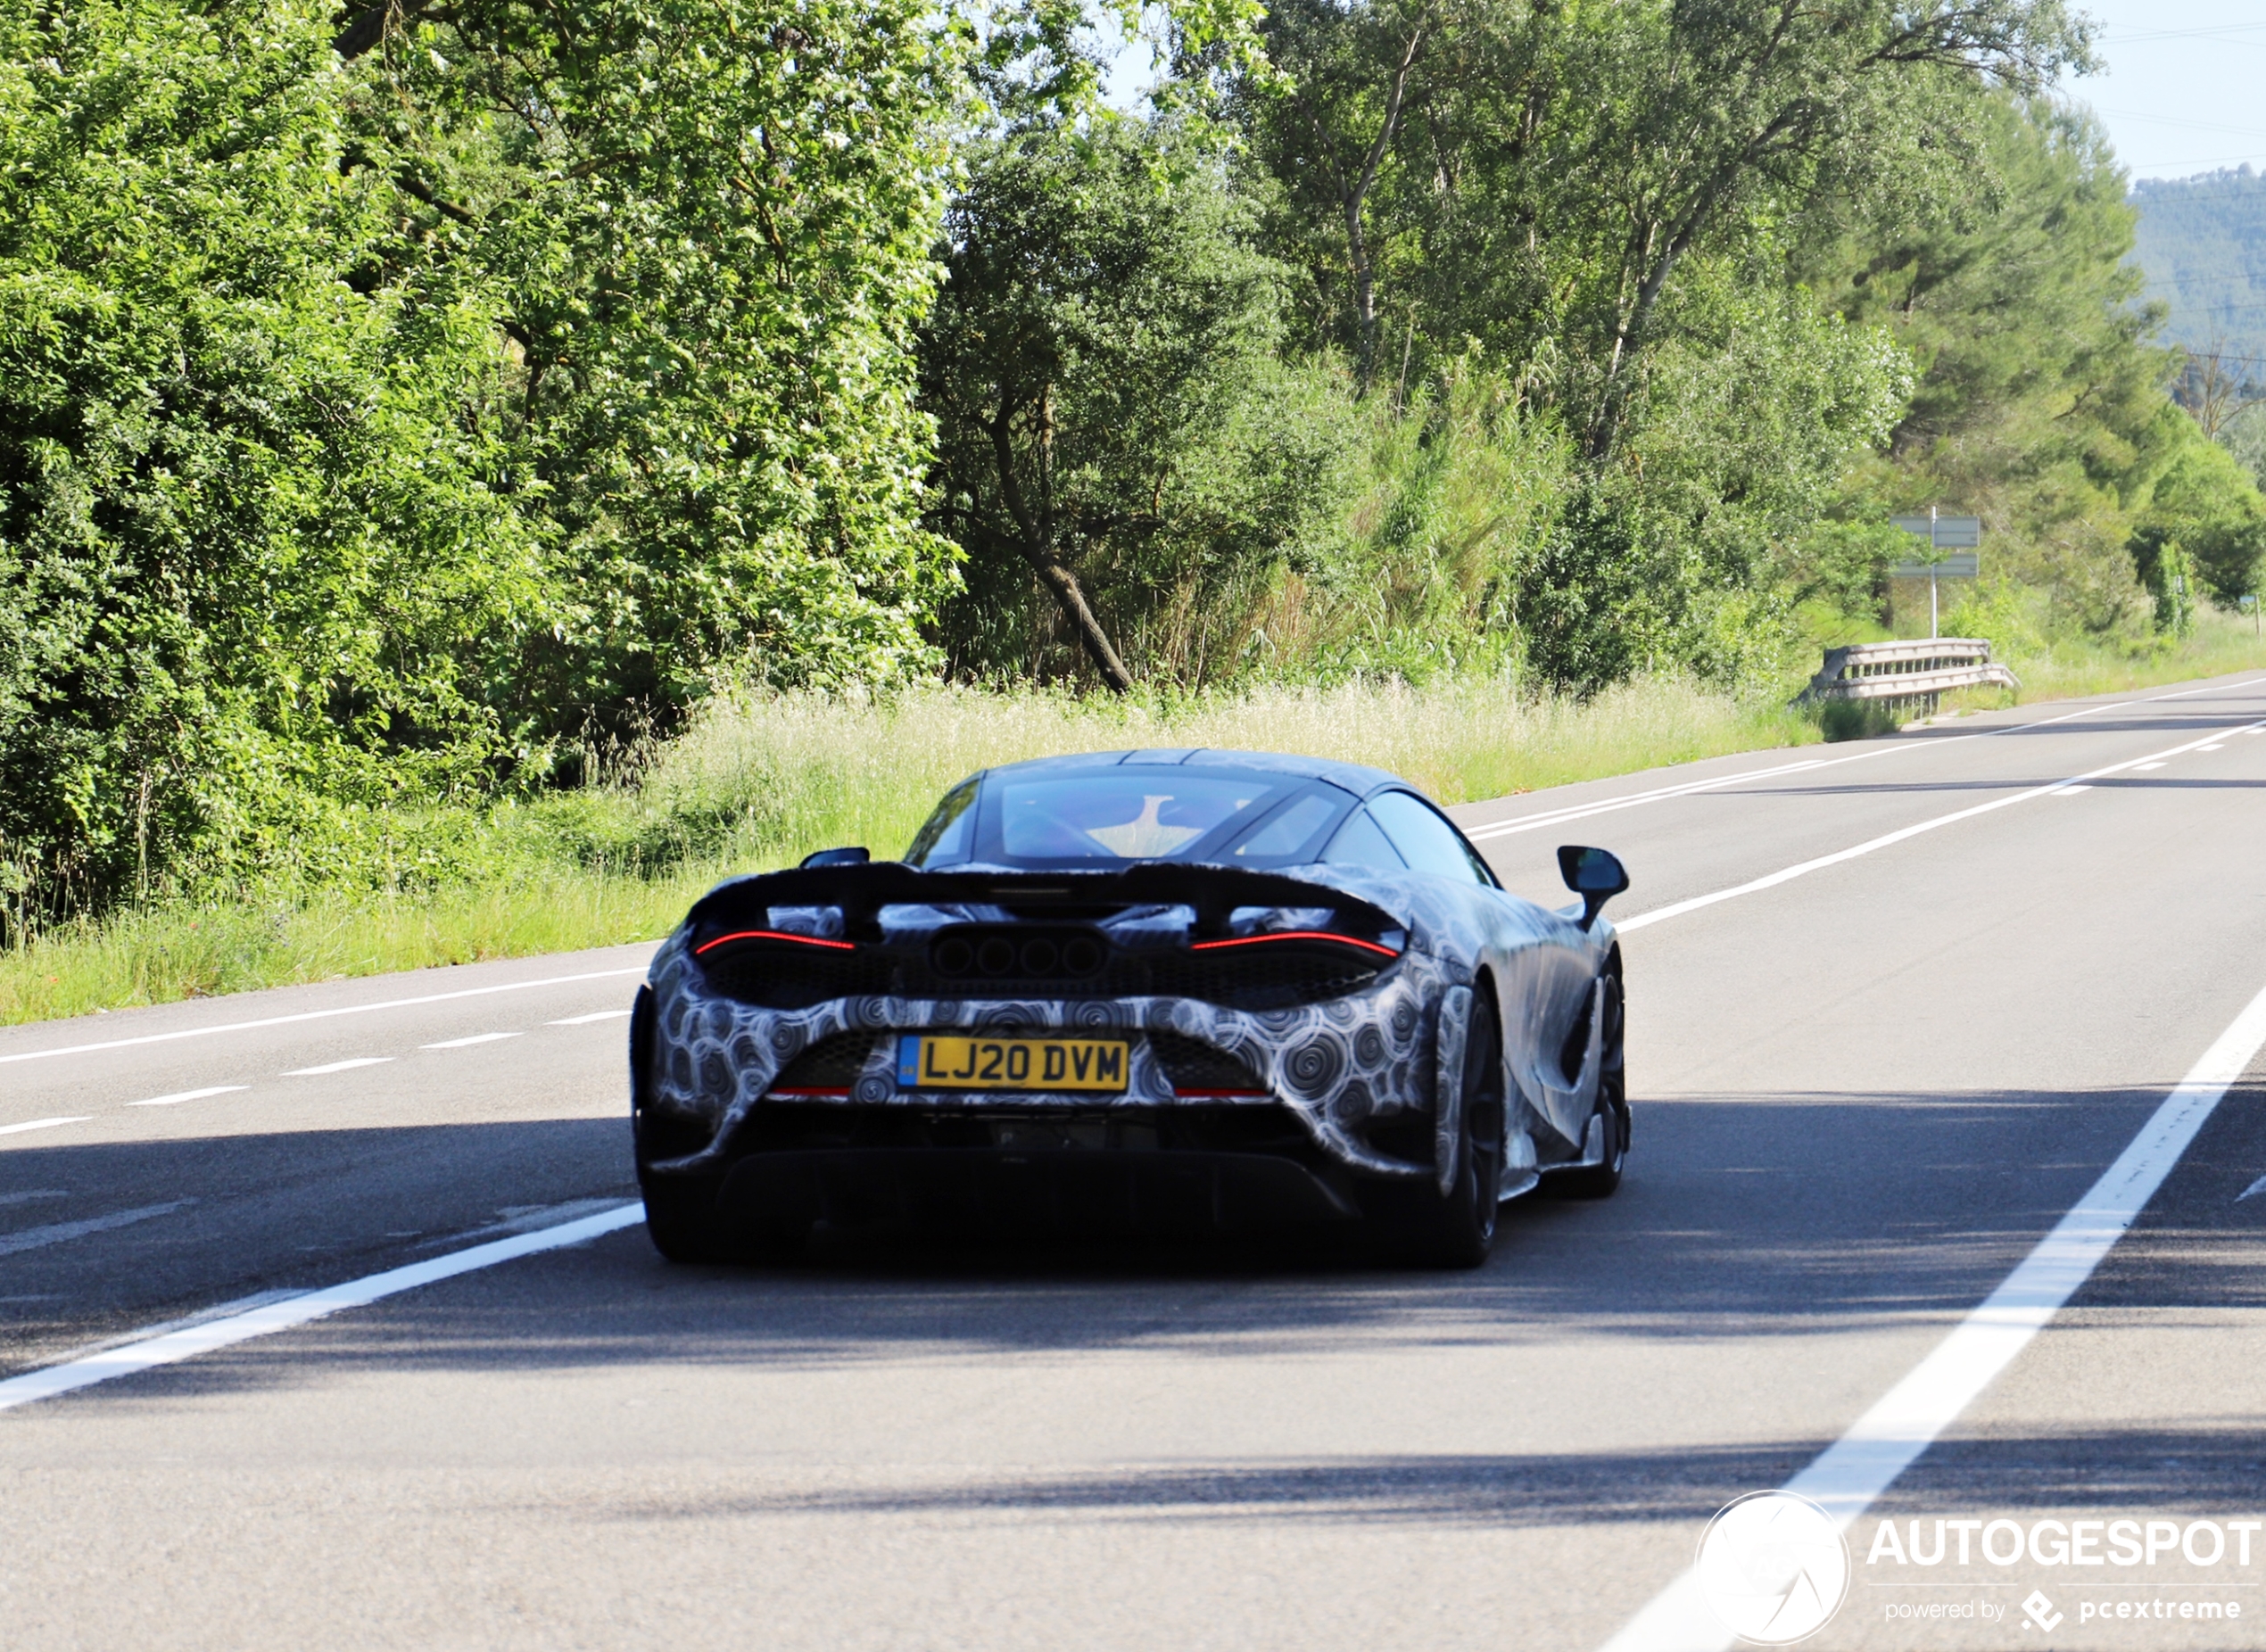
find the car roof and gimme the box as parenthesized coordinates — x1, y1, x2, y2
(979, 748, 1408, 797)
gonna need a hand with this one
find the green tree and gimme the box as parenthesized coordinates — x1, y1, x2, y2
(1232, 0, 2088, 687)
(922, 121, 1356, 689)
(0, 0, 536, 917)
(1808, 97, 2209, 640)
(2133, 418, 2266, 612)
(344, 0, 966, 731)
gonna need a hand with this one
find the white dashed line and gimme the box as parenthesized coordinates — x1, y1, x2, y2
(0, 1202, 643, 1413)
(283, 1057, 394, 1077)
(420, 1032, 523, 1050)
(2196, 742, 2225, 751)
(0, 1200, 194, 1259)
(126, 1086, 249, 1108)
(0, 1118, 91, 1138)
(1464, 677, 2266, 845)
(548, 1010, 633, 1026)
(0, 963, 651, 1069)
(0, 1191, 68, 1209)
(2050, 784, 2093, 794)
(2239, 1174, 2266, 1202)
(1617, 715, 2266, 933)
(2134, 761, 2167, 771)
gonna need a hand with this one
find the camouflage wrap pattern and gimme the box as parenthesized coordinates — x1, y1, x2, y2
(641, 864, 1617, 1186)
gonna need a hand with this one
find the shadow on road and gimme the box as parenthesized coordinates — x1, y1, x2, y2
(4, 1079, 2246, 1391)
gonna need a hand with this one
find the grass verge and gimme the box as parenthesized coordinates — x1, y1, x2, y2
(7, 624, 2263, 1027)
(3, 676, 1815, 1024)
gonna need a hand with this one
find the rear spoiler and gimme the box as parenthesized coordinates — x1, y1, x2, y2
(683, 862, 1403, 948)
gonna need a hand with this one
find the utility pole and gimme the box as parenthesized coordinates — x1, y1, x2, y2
(1890, 509, 1981, 639)
(1929, 508, 1940, 640)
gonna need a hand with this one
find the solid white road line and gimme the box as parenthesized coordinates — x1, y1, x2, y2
(283, 1057, 394, 1077)
(549, 1010, 633, 1026)
(1462, 694, 2155, 844)
(0, 1200, 195, 1259)
(0, 1118, 90, 1138)
(1598, 973, 2266, 1652)
(2148, 675, 2266, 699)
(1464, 674, 2266, 844)
(126, 1086, 249, 1108)
(0, 964, 651, 1069)
(420, 1032, 523, 1050)
(0, 1202, 645, 1415)
(1615, 714, 2266, 934)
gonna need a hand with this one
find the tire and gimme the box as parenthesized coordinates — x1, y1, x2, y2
(1552, 964, 1627, 1201)
(1377, 995, 1506, 1268)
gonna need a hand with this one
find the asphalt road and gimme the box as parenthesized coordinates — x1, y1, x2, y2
(3, 672, 2263, 1651)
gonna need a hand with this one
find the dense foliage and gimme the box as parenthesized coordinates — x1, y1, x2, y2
(1, 0, 958, 921)
(5, 0, 2262, 928)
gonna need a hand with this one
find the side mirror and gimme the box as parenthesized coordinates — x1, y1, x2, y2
(1556, 845, 1629, 930)
(799, 847, 871, 869)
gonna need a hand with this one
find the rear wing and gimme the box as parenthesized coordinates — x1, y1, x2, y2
(682, 862, 1404, 949)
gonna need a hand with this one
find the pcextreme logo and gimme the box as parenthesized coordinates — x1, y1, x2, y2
(1862, 1513, 2259, 1636)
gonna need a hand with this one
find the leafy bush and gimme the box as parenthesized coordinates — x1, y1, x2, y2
(0, 0, 540, 921)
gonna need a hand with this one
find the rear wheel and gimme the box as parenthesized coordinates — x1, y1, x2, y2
(1552, 965, 1627, 1200)
(1378, 996, 1505, 1268)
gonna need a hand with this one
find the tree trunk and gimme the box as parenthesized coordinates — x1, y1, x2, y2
(988, 404, 1134, 692)
(1339, 22, 1427, 394)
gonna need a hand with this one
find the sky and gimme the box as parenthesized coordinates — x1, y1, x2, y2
(2072, 3, 2266, 180)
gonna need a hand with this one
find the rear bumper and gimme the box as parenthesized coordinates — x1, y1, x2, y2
(712, 1147, 1360, 1237)
(640, 929, 1452, 1184)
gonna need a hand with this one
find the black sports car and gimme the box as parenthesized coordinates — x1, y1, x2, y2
(630, 748, 1630, 1267)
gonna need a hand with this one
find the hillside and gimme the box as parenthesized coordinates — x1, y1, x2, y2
(2130, 167, 2266, 368)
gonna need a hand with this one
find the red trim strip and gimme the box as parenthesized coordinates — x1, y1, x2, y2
(1188, 930, 1400, 959)
(695, 929, 856, 955)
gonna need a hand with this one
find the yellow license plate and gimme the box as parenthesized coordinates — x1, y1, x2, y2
(897, 1035, 1129, 1093)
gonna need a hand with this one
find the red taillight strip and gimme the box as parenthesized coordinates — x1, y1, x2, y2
(695, 929, 856, 955)
(1188, 930, 1400, 959)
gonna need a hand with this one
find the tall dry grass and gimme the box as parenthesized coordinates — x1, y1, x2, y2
(0, 675, 1815, 1023)
(12, 622, 2263, 1028)
(616, 674, 1820, 871)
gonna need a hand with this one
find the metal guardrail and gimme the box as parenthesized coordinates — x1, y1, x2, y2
(1802, 639, 2019, 706)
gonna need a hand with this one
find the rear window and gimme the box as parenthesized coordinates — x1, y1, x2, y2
(1229, 791, 1343, 862)
(993, 773, 1280, 863)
